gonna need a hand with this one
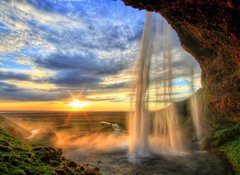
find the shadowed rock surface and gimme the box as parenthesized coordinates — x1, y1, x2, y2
(122, 0, 240, 122)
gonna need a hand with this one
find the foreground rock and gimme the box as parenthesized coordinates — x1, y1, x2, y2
(0, 129, 101, 175)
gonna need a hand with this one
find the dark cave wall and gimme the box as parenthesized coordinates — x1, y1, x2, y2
(122, 0, 240, 122)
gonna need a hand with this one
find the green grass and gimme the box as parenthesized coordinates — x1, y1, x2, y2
(0, 129, 101, 175)
(210, 123, 240, 175)
(220, 139, 240, 175)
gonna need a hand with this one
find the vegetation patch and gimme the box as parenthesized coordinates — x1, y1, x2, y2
(0, 129, 101, 175)
(208, 123, 240, 175)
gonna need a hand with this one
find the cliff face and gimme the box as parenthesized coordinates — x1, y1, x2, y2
(123, 0, 240, 122)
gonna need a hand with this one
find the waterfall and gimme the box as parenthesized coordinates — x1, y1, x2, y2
(190, 64, 203, 140)
(128, 12, 153, 162)
(128, 12, 185, 162)
(151, 105, 185, 153)
(151, 21, 185, 154)
(190, 93, 202, 140)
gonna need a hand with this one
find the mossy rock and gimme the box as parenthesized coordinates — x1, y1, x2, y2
(220, 139, 240, 175)
(208, 123, 240, 175)
(0, 129, 101, 175)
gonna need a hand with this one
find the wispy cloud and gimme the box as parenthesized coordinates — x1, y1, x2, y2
(0, 70, 31, 81)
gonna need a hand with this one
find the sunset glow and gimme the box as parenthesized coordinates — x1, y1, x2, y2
(68, 99, 90, 109)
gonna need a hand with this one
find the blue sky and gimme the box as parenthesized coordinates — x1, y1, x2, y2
(0, 0, 201, 110)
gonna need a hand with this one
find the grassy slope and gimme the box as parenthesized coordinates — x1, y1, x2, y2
(208, 123, 240, 175)
(0, 114, 101, 175)
(0, 115, 30, 139)
(0, 129, 101, 175)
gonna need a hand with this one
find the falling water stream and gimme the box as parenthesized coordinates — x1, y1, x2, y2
(190, 63, 203, 140)
(128, 12, 185, 162)
(190, 94, 202, 140)
(128, 12, 153, 162)
(151, 18, 185, 154)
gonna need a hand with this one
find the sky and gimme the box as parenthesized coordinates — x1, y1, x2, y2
(0, 0, 201, 111)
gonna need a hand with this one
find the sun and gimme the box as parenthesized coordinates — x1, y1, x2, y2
(68, 99, 90, 109)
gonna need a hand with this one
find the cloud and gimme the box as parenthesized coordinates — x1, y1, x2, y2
(85, 91, 130, 102)
(48, 71, 102, 87)
(0, 81, 68, 101)
(34, 51, 130, 75)
(0, 71, 31, 81)
(0, 82, 20, 92)
(0, 0, 144, 55)
(100, 82, 128, 89)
